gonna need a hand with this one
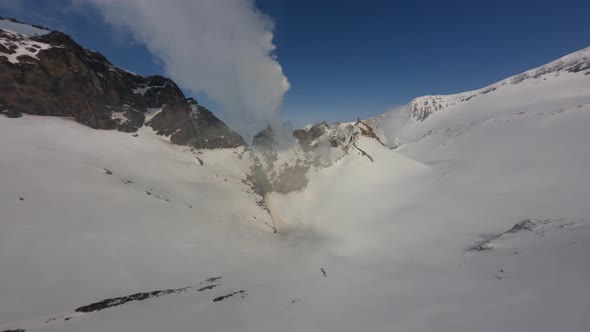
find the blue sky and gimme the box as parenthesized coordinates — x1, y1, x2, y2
(2, 0, 590, 127)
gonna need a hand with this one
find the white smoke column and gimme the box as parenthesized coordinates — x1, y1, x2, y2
(80, 0, 290, 134)
(380, 105, 412, 147)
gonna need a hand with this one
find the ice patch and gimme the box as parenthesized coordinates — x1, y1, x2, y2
(0, 18, 51, 36)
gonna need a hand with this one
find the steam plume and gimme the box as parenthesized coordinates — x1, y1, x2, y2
(80, 0, 290, 134)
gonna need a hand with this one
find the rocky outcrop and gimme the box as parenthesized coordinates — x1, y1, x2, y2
(292, 119, 384, 151)
(352, 118, 385, 145)
(293, 121, 331, 150)
(245, 119, 385, 197)
(409, 96, 452, 121)
(0, 19, 245, 149)
(246, 125, 317, 195)
(148, 99, 245, 149)
(252, 125, 276, 149)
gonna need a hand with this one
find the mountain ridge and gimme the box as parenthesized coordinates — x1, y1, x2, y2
(391, 46, 590, 122)
(0, 17, 245, 149)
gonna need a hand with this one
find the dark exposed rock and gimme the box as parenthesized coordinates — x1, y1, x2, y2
(292, 129, 308, 144)
(1, 30, 149, 131)
(74, 278, 221, 313)
(0, 24, 245, 149)
(1, 329, 26, 332)
(195, 284, 218, 292)
(293, 121, 329, 150)
(469, 219, 549, 252)
(0, 108, 22, 118)
(75, 287, 191, 313)
(212, 290, 247, 302)
(480, 86, 497, 94)
(309, 121, 329, 137)
(148, 99, 245, 149)
(142, 75, 186, 108)
(354, 119, 385, 145)
(205, 276, 222, 283)
(252, 125, 276, 149)
(506, 219, 538, 233)
(353, 144, 374, 162)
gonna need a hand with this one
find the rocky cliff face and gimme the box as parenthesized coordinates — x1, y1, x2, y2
(0, 18, 245, 149)
(149, 98, 245, 149)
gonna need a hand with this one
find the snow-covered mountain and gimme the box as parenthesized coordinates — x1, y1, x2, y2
(366, 46, 590, 148)
(405, 46, 589, 122)
(1, 17, 590, 332)
(403, 46, 589, 121)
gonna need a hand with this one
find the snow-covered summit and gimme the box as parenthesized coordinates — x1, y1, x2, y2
(294, 47, 589, 151)
(406, 46, 590, 121)
(0, 17, 51, 36)
(360, 45, 590, 149)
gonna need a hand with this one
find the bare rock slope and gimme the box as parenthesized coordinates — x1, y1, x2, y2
(0, 17, 245, 149)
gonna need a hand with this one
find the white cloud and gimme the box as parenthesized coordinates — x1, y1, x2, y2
(79, 0, 290, 134)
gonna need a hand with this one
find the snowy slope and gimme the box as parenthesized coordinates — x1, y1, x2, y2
(0, 29, 52, 64)
(370, 46, 590, 147)
(0, 18, 52, 64)
(0, 116, 279, 330)
(0, 17, 51, 36)
(406, 46, 590, 121)
(1, 46, 590, 332)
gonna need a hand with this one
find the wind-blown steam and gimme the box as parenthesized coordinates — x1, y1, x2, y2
(80, 0, 290, 134)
